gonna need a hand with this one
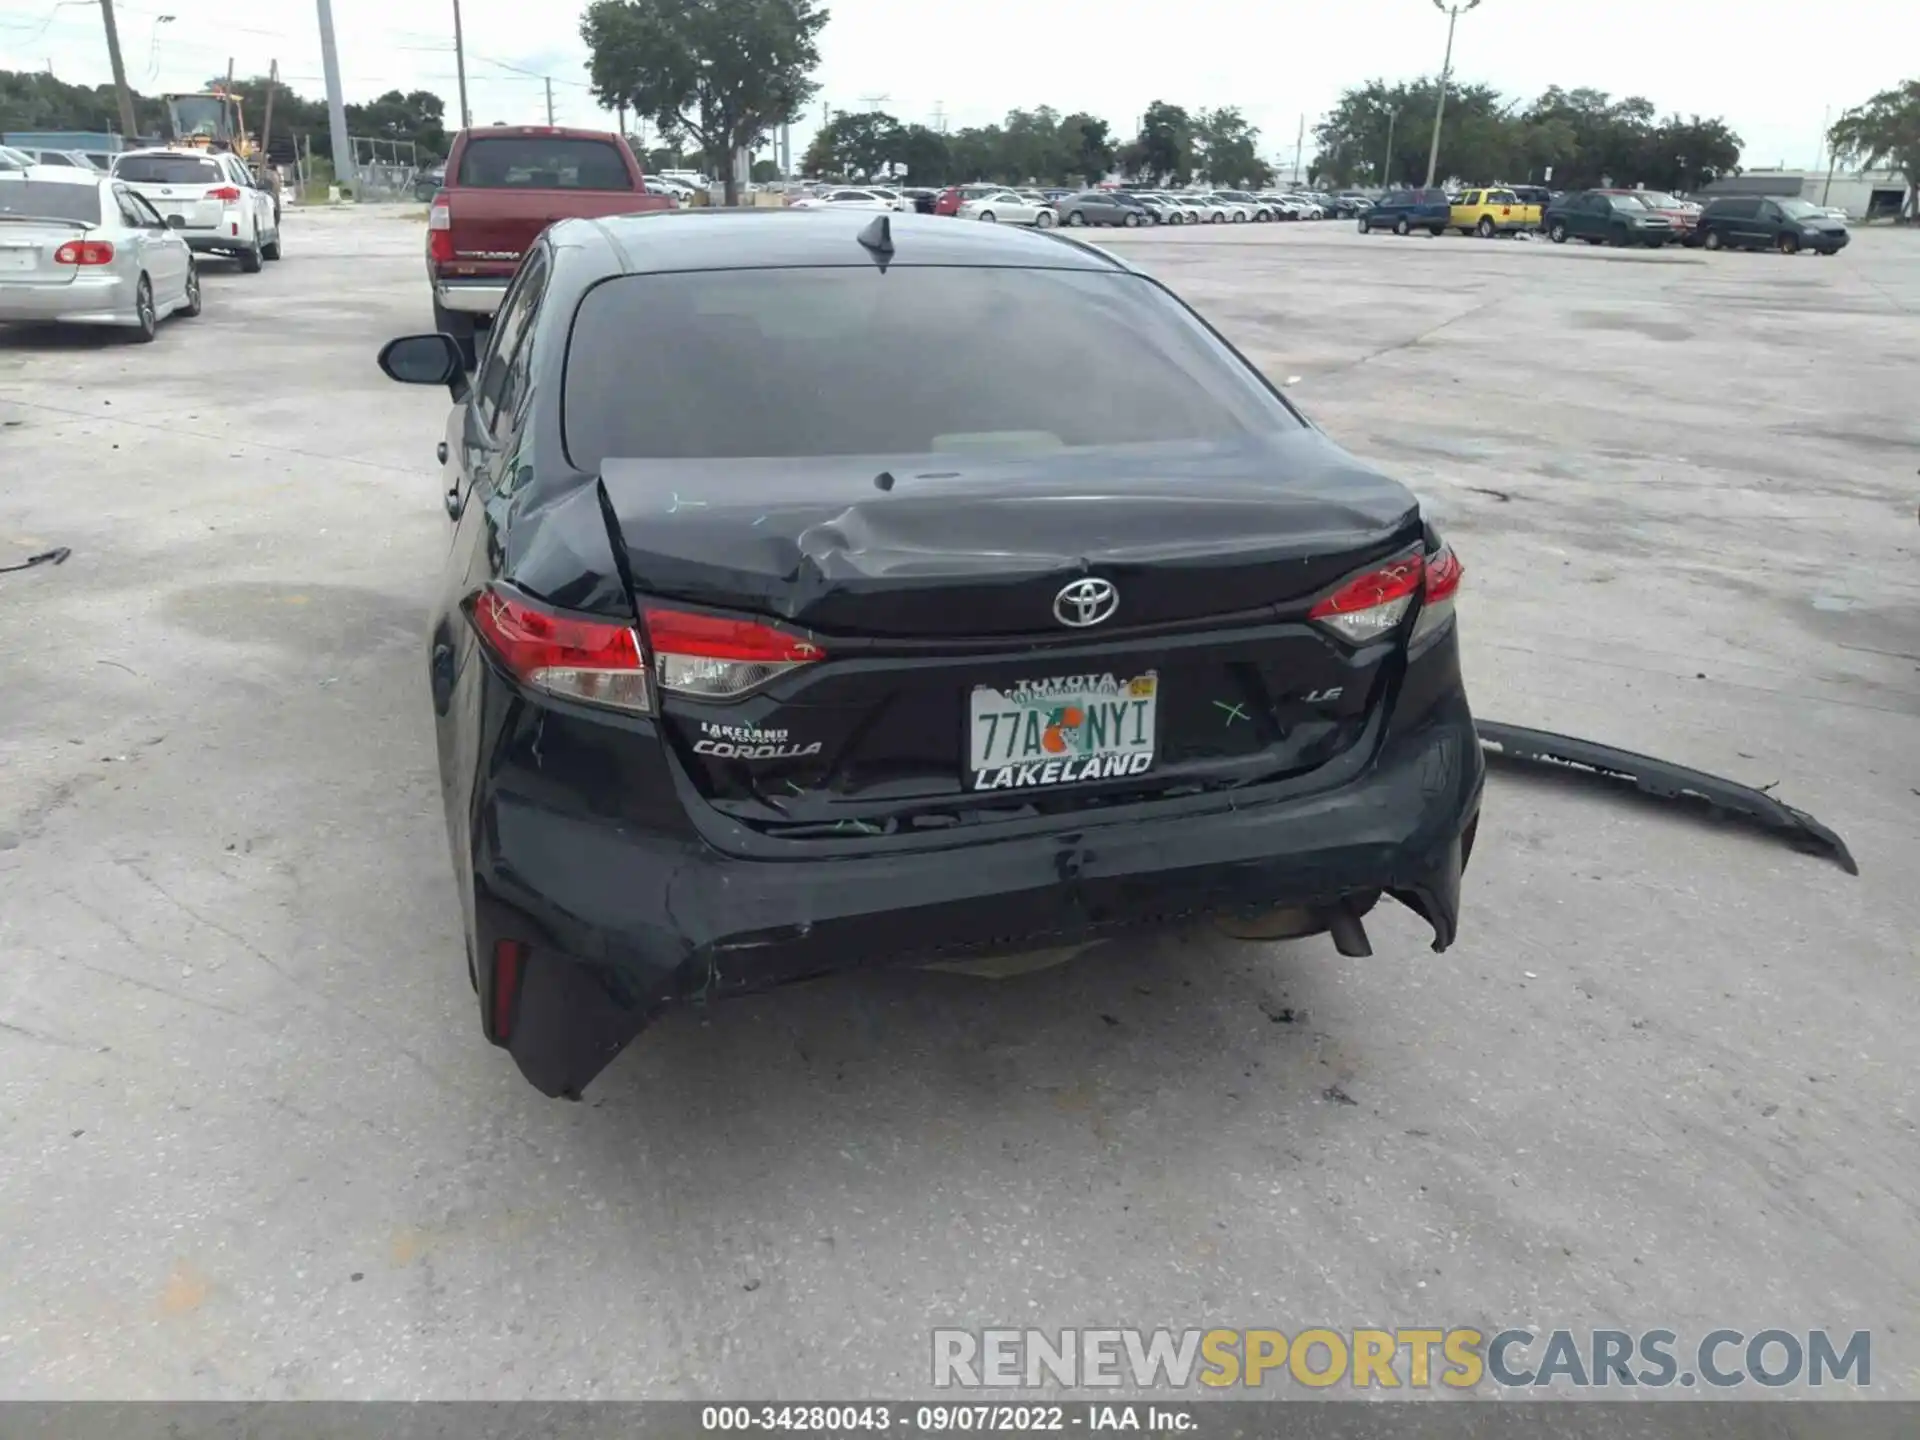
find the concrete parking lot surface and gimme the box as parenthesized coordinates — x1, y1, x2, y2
(2, 209, 1916, 1399)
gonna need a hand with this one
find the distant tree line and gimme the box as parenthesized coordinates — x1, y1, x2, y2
(800, 102, 1273, 188)
(0, 69, 451, 162)
(1826, 78, 1919, 218)
(1313, 80, 1744, 192)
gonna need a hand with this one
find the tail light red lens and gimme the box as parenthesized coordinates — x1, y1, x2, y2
(465, 584, 651, 713)
(427, 198, 453, 263)
(644, 608, 824, 699)
(53, 240, 115, 265)
(1308, 550, 1425, 644)
(205, 185, 243, 202)
(1411, 543, 1464, 645)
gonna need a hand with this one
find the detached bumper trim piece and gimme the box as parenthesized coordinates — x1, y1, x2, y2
(1476, 721, 1858, 877)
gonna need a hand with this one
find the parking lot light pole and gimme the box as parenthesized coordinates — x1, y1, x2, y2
(1423, 0, 1481, 189)
(1382, 109, 1397, 186)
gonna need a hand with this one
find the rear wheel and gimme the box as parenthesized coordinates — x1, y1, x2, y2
(1065, 210, 1086, 227)
(433, 302, 479, 368)
(1123, 211, 1142, 227)
(1476, 216, 1496, 238)
(1548, 220, 1568, 243)
(239, 241, 264, 273)
(1357, 216, 1371, 234)
(262, 227, 282, 261)
(129, 275, 157, 343)
(1703, 228, 1723, 251)
(1231, 209, 1248, 223)
(180, 262, 201, 318)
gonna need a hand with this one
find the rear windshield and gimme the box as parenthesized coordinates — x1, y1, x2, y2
(564, 266, 1297, 465)
(114, 154, 222, 184)
(456, 137, 632, 190)
(0, 180, 102, 224)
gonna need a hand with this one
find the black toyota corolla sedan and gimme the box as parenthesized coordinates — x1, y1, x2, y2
(377, 209, 1483, 1098)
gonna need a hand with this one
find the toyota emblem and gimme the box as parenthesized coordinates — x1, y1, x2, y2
(1053, 577, 1119, 628)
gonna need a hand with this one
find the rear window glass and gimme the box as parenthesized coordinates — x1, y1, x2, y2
(114, 154, 221, 184)
(456, 137, 632, 190)
(564, 266, 1298, 466)
(0, 180, 102, 224)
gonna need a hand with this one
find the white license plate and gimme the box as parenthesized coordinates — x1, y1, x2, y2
(0, 249, 34, 272)
(968, 672, 1157, 791)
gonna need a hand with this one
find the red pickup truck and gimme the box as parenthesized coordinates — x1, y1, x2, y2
(426, 125, 675, 344)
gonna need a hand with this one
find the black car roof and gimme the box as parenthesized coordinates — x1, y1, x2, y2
(559, 208, 1133, 275)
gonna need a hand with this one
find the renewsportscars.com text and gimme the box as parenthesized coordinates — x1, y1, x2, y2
(931, 1327, 1871, 1391)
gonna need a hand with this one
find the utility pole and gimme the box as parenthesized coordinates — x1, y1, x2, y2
(1293, 114, 1305, 186)
(451, 0, 471, 127)
(544, 77, 555, 126)
(1383, 109, 1398, 185)
(1424, 0, 1481, 188)
(314, 0, 355, 192)
(256, 58, 280, 186)
(98, 0, 140, 144)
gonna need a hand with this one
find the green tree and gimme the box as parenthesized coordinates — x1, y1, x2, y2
(1313, 79, 1511, 187)
(1057, 112, 1114, 185)
(1130, 100, 1194, 184)
(897, 123, 950, 184)
(1192, 106, 1270, 186)
(581, 0, 827, 206)
(946, 124, 1006, 182)
(750, 157, 782, 182)
(1636, 115, 1742, 193)
(344, 89, 449, 160)
(804, 108, 906, 178)
(1828, 80, 1920, 220)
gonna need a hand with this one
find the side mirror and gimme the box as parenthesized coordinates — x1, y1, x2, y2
(378, 332, 468, 399)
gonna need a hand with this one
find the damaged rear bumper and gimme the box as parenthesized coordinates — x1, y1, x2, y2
(468, 696, 1484, 1098)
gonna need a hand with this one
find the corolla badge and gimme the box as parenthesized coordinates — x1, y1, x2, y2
(1053, 577, 1119, 628)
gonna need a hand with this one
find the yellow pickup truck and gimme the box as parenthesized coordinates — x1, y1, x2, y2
(1449, 188, 1542, 237)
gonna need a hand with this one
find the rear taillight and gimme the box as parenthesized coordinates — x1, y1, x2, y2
(465, 584, 651, 714)
(490, 939, 526, 1042)
(1410, 543, 1464, 646)
(1308, 550, 1425, 644)
(53, 240, 115, 265)
(644, 608, 824, 699)
(205, 185, 242, 202)
(427, 197, 453, 263)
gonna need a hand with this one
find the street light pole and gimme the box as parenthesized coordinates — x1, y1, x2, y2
(1423, 0, 1481, 189)
(1383, 109, 1397, 185)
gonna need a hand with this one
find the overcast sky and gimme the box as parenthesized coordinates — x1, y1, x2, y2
(5, 0, 1915, 172)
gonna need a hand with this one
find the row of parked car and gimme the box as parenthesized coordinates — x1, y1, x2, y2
(1360, 184, 1852, 255)
(0, 143, 287, 340)
(788, 181, 1374, 228)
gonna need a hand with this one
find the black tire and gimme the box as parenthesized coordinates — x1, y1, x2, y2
(130, 275, 157, 343)
(1476, 216, 1496, 238)
(1609, 225, 1631, 247)
(1034, 209, 1055, 229)
(239, 241, 263, 273)
(1231, 210, 1248, 223)
(1393, 216, 1410, 235)
(262, 227, 282, 261)
(1548, 220, 1568, 243)
(978, 210, 997, 223)
(1065, 210, 1086, 227)
(1777, 232, 1800, 255)
(1123, 211, 1142, 227)
(1703, 228, 1723, 251)
(1429, 224, 1445, 236)
(180, 262, 201, 318)
(1358, 216, 1371, 234)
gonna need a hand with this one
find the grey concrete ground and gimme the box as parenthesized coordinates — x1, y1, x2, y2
(1, 209, 1916, 1400)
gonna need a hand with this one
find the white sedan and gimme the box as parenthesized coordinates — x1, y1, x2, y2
(956, 190, 1057, 228)
(789, 187, 902, 213)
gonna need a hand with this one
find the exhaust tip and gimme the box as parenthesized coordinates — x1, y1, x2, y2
(1326, 905, 1373, 958)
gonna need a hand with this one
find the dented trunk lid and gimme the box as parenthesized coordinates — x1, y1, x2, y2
(599, 433, 1425, 836)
